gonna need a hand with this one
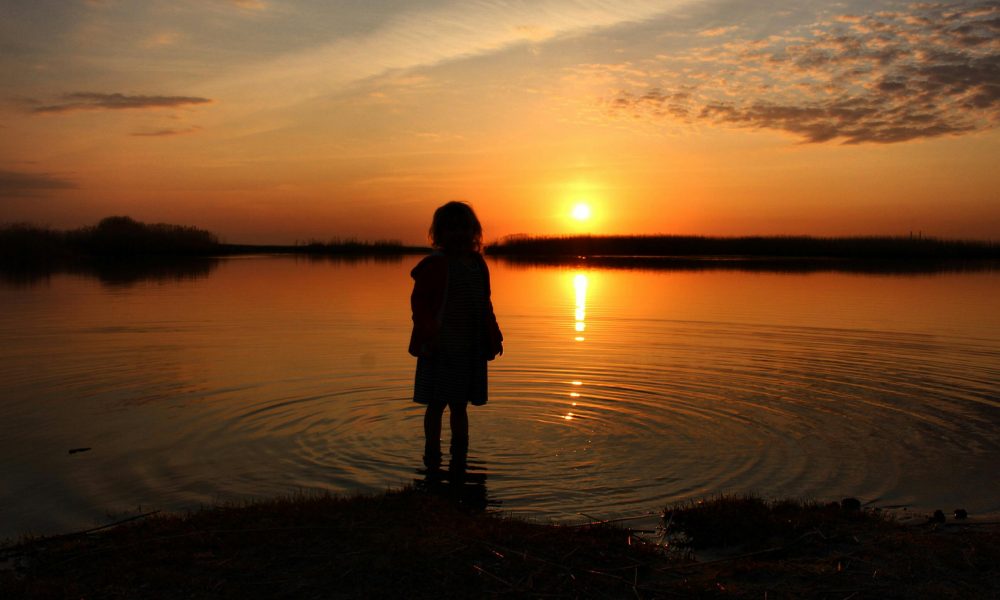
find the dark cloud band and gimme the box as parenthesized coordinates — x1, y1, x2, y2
(33, 93, 212, 114)
(0, 170, 77, 198)
(131, 126, 203, 137)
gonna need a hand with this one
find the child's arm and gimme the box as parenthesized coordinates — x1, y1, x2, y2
(480, 256, 504, 360)
(408, 255, 448, 357)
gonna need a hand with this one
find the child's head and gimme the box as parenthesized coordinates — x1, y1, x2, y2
(429, 201, 482, 254)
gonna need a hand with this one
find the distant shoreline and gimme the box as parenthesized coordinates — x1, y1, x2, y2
(488, 253, 1000, 274)
(485, 234, 1000, 261)
(0, 218, 429, 285)
(216, 242, 430, 256)
(3, 218, 997, 266)
(0, 217, 425, 266)
(481, 234, 1000, 274)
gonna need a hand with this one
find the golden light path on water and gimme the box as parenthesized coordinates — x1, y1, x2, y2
(564, 272, 588, 421)
(0, 256, 999, 538)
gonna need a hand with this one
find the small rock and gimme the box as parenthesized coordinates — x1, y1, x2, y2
(841, 497, 862, 512)
(68, 447, 92, 455)
(954, 508, 968, 520)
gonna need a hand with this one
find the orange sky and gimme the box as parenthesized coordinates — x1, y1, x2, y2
(1, 0, 998, 244)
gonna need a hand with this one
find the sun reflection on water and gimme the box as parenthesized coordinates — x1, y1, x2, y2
(574, 273, 587, 342)
(563, 273, 591, 421)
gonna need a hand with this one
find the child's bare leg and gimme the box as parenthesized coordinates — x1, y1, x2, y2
(449, 402, 469, 458)
(423, 402, 446, 466)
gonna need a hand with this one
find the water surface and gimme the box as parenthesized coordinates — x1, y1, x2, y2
(1, 256, 998, 539)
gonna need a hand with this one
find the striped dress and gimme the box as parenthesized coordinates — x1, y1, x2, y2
(413, 256, 489, 407)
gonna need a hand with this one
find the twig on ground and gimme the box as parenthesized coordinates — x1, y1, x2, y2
(573, 513, 655, 528)
(0, 510, 162, 559)
(472, 563, 518, 591)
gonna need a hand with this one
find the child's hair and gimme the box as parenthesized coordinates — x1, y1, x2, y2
(429, 201, 483, 253)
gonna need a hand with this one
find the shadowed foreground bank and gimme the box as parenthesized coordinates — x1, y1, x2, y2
(2, 490, 998, 599)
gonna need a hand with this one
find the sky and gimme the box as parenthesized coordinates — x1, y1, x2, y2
(1, 0, 998, 244)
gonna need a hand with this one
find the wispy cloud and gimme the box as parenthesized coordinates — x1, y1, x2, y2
(698, 25, 739, 37)
(130, 126, 203, 137)
(212, 0, 690, 107)
(598, 2, 1000, 144)
(228, 0, 267, 10)
(0, 170, 77, 198)
(32, 93, 212, 114)
(143, 32, 182, 48)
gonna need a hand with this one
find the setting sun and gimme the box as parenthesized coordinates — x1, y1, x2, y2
(571, 203, 592, 221)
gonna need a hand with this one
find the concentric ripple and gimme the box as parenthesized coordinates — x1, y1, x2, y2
(471, 318, 1000, 521)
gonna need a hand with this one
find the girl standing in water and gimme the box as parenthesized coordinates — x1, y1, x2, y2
(409, 202, 503, 468)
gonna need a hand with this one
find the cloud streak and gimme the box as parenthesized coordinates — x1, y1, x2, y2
(228, 0, 267, 10)
(211, 0, 691, 108)
(0, 170, 77, 198)
(131, 126, 203, 137)
(599, 2, 1000, 144)
(32, 93, 212, 114)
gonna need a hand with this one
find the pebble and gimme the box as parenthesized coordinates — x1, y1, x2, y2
(841, 497, 862, 512)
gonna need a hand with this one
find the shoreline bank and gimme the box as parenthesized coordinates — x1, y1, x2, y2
(3, 489, 997, 598)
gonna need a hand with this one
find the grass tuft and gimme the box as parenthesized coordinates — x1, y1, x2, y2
(662, 493, 887, 551)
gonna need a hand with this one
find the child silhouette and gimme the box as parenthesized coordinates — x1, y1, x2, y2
(409, 202, 503, 467)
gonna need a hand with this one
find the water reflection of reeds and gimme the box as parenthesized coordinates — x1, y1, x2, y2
(294, 253, 405, 265)
(0, 257, 221, 287)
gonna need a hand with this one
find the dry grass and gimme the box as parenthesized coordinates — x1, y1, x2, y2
(659, 495, 1000, 598)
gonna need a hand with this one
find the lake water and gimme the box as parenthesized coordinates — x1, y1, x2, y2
(1, 255, 998, 539)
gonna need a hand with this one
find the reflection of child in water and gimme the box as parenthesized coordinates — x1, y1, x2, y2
(409, 202, 503, 467)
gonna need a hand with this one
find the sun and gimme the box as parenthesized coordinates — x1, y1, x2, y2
(570, 203, 592, 221)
